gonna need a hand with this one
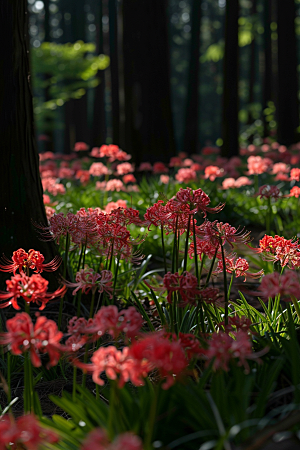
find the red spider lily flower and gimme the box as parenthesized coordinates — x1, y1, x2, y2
(0, 414, 58, 450)
(218, 316, 253, 333)
(290, 167, 300, 181)
(144, 200, 172, 230)
(74, 345, 151, 388)
(92, 305, 143, 339)
(0, 248, 61, 276)
(64, 267, 102, 295)
(129, 334, 187, 389)
(81, 429, 143, 450)
(188, 235, 220, 260)
(152, 162, 169, 174)
(247, 155, 271, 175)
(74, 141, 89, 151)
(0, 313, 63, 367)
(290, 186, 300, 198)
(138, 162, 152, 171)
(202, 331, 264, 372)
(89, 162, 111, 177)
(234, 176, 253, 188)
(164, 332, 203, 360)
(164, 199, 194, 234)
(256, 184, 284, 199)
(116, 162, 135, 175)
(175, 168, 197, 183)
(195, 220, 252, 248)
(163, 271, 201, 305)
(110, 206, 146, 227)
(175, 187, 225, 218)
(258, 271, 300, 301)
(257, 234, 300, 268)
(199, 287, 221, 304)
(0, 273, 66, 310)
(204, 165, 223, 181)
(215, 256, 263, 281)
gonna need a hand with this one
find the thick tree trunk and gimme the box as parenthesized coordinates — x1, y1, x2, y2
(221, 0, 239, 157)
(0, 1, 57, 271)
(123, 0, 176, 163)
(183, 0, 202, 155)
(277, 0, 299, 145)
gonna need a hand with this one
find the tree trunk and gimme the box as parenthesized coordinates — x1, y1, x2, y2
(109, 0, 120, 145)
(123, 0, 176, 164)
(221, 0, 239, 157)
(247, 0, 257, 140)
(92, 0, 106, 146)
(277, 0, 299, 145)
(0, 1, 58, 273)
(183, 0, 202, 155)
(262, 0, 272, 138)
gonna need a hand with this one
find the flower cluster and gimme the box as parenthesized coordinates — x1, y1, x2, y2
(257, 234, 300, 268)
(81, 429, 143, 450)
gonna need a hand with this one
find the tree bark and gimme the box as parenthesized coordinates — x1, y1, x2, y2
(262, 0, 272, 138)
(0, 1, 58, 273)
(221, 0, 239, 157)
(183, 0, 202, 155)
(123, 0, 176, 164)
(109, 0, 120, 145)
(277, 0, 299, 145)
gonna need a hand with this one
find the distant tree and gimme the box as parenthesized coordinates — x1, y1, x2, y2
(277, 0, 299, 145)
(221, 0, 239, 157)
(247, 0, 257, 140)
(109, 0, 120, 145)
(183, 0, 202, 156)
(123, 0, 176, 163)
(0, 1, 57, 273)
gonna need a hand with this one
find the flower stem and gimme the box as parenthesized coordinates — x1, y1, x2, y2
(161, 225, 167, 274)
(192, 219, 199, 282)
(204, 246, 218, 288)
(183, 215, 191, 273)
(59, 232, 70, 330)
(221, 244, 228, 326)
(291, 296, 300, 322)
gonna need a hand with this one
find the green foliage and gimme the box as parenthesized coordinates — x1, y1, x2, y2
(31, 41, 109, 132)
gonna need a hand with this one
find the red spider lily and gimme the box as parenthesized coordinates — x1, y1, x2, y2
(175, 167, 197, 183)
(188, 235, 220, 260)
(0, 414, 58, 450)
(163, 271, 201, 305)
(93, 305, 143, 339)
(258, 271, 300, 301)
(202, 330, 264, 372)
(199, 287, 221, 304)
(0, 273, 66, 310)
(257, 234, 300, 268)
(129, 334, 187, 389)
(247, 155, 271, 175)
(74, 345, 151, 388)
(81, 429, 143, 450)
(215, 256, 263, 281)
(256, 184, 285, 199)
(110, 206, 146, 227)
(164, 332, 203, 360)
(0, 312, 63, 367)
(290, 167, 300, 181)
(218, 316, 253, 333)
(0, 248, 61, 276)
(196, 220, 252, 248)
(290, 186, 300, 198)
(164, 199, 194, 234)
(64, 267, 103, 295)
(144, 200, 172, 230)
(174, 187, 224, 218)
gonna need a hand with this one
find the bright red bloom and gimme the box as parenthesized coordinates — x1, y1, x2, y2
(116, 162, 134, 175)
(175, 168, 197, 183)
(89, 162, 111, 177)
(152, 162, 169, 174)
(163, 271, 201, 305)
(92, 305, 143, 339)
(64, 267, 102, 295)
(0, 313, 63, 367)
(0, 273, 66, 310)
(204, 165, 223, 181)
(0, 248, 61, 275)
(215, 256, 263, 281)
(290, 186, 300, 198)
(257, 234, 300, 268)
(290, 168, 300, 181)
(195, 220, 251, 248)
(175, 187, 224, 218)
(247, 156, 271, 175)
(144, 200, 172, 230)
(219, 315, 253, 333)
(74, 141, 89, 151)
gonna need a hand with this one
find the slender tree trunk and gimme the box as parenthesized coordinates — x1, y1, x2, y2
(123, 0, 176, 163)
(221, 0, 239, 157)
(183, 0, 202, 155)
(92, 0, 106, 146)
(277, 0, 299, 145)
(0, 1, 57, 271)
(109, 0, 120, 145)
(247, 0, 257, 142)
(262, 0, 272, 138)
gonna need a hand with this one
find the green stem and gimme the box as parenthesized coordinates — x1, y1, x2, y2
(59, 232, 70, 330)
(291, 296, 300, 322)
(199, 254, 205, 284)
(108, 381, 116, 440)
(145, 383, 159, 450)
(89, 291, 96, 319)
(221, 244, 228, 326)
(266, 197, 272, 235)
(73, 366, 77, 402)
(7, 353, 11, 405)
(183, 215, 191, 273)
(227, 274, 234, 299)
(161, 225, 167, 274)
(192, 219, 199, 282)
(204, 246, 218, 288)
(113, 255, 120, 299)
